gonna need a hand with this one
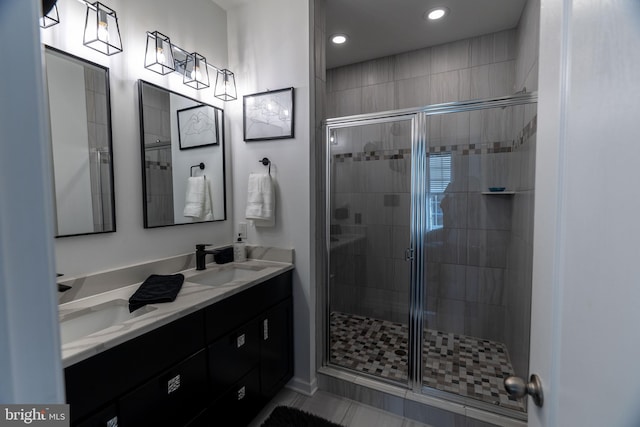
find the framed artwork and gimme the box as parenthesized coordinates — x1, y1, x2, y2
(177, 104, 219, 150)
(243, 87, 294, 141)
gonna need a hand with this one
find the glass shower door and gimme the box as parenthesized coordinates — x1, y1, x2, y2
(327, 116, 414, 384)
(422, 103, 536, 413)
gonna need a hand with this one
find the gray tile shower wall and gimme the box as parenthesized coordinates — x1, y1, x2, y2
(327, 29, 518, 118)
(330, 120, 413, 324)
(142, 83, 174, 226)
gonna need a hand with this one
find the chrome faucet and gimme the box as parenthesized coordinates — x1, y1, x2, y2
(195, 244, 216, 270)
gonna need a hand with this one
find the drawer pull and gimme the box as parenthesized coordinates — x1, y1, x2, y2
(237, 386, 246, 401)
(237, 333, 246, 348)
(263, 319, 269, 340)
(167, 374, 181, 394)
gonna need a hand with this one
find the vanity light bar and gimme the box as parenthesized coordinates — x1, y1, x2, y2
(144, 31, 237, 101)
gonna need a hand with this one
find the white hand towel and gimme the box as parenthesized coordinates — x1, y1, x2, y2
(201, 177, 214, 221)
(245, 173, 275, 226)
(183, 176, 206, 218)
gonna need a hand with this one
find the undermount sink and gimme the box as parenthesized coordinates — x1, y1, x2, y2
(186, 265, 266, 287)
(59, 299, 156, 345)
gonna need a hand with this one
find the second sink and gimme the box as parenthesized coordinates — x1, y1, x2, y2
(185, 265, 265, 287)
(60, 299, 157, 345)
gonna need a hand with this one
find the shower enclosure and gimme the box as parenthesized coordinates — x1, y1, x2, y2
(326, 93, 537, 418)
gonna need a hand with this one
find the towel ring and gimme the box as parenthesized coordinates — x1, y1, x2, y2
(190, 162, 205, 177)
(259, 157, 271, 175)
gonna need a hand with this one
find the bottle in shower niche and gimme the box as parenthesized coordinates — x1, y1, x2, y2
(233, 234, 246, 262)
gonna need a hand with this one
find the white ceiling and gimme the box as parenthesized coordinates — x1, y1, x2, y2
(326, 0, 527, 68)
(212, 0, 528, 69)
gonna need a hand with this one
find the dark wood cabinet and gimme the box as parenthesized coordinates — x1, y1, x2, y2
(118, 350, 209, 427)
(65, 270, 293, 427)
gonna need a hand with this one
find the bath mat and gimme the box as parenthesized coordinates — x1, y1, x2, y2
(260, 406, 345, 427)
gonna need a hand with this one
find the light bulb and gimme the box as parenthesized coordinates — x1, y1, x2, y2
(97, 10, 109, 42)
(191, 66, 202, 81)
(156, 47, 165, 64)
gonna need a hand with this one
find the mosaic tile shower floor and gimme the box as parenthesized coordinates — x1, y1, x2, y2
(329, 312, 525, 412)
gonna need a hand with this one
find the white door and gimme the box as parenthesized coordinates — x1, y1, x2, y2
(527, 1, 640, 426)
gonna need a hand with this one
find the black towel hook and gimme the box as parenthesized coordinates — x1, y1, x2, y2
(259, 157, 271, 174)
(190, 162, 205, 177)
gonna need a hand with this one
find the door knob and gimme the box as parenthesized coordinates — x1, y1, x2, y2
(504, 374, 544, 407)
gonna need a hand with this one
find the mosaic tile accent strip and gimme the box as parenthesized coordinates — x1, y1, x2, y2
(329, 312, 525, 412)
(331, 114, 537, 161)
(333, 148, 411, 163)
(145, 160, 172, 170)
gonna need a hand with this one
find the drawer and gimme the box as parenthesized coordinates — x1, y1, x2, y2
(208, 320, 259, 398)
(118, 350, 209, 427)
(205, 270, 292, 342)
(209, 367, 262, 427)
(74, 404, 117, 427)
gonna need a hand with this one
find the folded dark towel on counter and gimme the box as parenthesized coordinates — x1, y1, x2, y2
(129, 274, 184, 313)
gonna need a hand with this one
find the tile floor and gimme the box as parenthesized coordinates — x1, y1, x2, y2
(248, 389, 432, 427)
(330, 312, 525, 412)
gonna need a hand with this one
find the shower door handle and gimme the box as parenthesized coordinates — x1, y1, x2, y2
(504, 374, 544, 407)
(404, 248, 414, 261)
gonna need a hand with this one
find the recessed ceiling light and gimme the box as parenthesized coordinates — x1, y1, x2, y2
(331, 34, 348, 45)
(425, 7, 449, 21)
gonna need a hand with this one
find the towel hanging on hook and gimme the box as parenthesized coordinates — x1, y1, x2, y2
(259, 157, 271, 175)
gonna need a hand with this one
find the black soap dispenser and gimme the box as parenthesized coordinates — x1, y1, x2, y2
(233, 233, 246, 262)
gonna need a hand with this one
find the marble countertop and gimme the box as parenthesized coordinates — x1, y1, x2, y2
(59, 259, 293, 368)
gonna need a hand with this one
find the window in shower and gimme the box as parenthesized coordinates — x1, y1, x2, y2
(427, 153, 451, 230)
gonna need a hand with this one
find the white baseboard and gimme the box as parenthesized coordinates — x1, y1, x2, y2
(286, 375, 318, 396)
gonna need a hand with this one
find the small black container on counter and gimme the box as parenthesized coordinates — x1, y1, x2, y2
(213, 246, 234, 264)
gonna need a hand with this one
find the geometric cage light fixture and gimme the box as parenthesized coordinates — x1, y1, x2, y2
(40, 4, 60, 29)
(83, 1, 122, 56)
(144, 30, 237, 101)
(40, 0, 123, 56)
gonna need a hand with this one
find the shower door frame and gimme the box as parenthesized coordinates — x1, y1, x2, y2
(324, 92, 538, 420)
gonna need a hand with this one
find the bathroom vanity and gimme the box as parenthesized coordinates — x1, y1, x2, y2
(60, 259, 293, 427)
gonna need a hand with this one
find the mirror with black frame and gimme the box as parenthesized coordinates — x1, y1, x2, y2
(138, 80, 226, 228)
(44, 46, 116, 237)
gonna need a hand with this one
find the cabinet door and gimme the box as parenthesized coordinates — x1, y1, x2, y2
(208, 319, 259, 398)
(260, 297, 293, 397)
(118, 350, 209, 427)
